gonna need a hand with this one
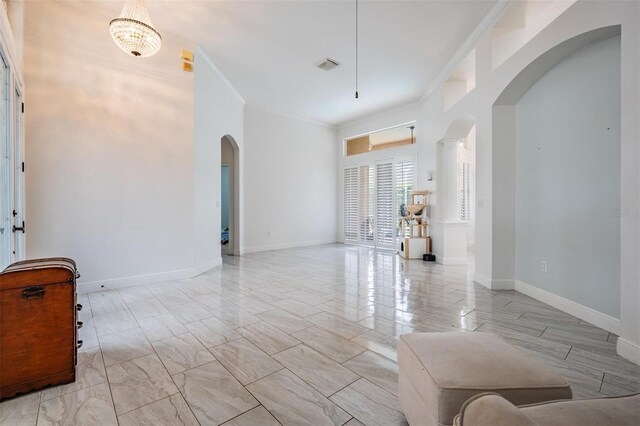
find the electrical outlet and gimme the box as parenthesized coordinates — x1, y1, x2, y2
(541, 261, 548, 273)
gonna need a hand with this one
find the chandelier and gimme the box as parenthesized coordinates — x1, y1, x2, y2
(109, 0, 162, 57)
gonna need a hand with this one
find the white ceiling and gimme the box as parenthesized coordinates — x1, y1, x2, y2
(51, 0, 497, 126)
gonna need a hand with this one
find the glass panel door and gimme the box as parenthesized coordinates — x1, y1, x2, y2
(0, 51, 9, 268)
(375, 161, 394, 248)
(395, 159, 415, 238)
(343, 166, 359, 242)
(358, 164, 374, 244)
(12, 87, 23, 260)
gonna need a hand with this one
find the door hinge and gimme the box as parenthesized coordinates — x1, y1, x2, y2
(12, 221, 25, 233)
(21, 103, 24, 113)
(21, 162, 24, 172)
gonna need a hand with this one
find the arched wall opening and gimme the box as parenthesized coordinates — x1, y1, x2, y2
(221, 134, 241, 256)
(432, 115, 476, 266)
(491, 26, 622, 331)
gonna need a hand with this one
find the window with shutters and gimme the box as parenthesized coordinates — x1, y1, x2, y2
(395, 160, 414, 237)
(375, 161, 394, 247)
(343, 167, 358, 241)
(359, 165, 374, 242)
(343, 157, 415, 248)
(460, 161, 471, 221)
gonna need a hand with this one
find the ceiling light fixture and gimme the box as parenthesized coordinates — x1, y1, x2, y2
(354, 0, 359, 99)
(109, 0, 162, 57)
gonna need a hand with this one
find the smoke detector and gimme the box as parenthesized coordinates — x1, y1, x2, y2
(316, 58, 341, 71)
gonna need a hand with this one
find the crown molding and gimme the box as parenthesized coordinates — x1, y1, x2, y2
(195, 46, 246, 104)
(245, 102, 337, 130)
(419, 0, 512, 102)
(337, 100, 422, 132)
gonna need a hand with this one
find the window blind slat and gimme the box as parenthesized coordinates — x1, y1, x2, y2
(376, 162, 394, 247)
(344, 167, 358, 240)
(344, 156, 415, 248)
(395, 160, 415, 238)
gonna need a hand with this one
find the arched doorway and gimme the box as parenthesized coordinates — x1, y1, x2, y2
(221, 135, 240, 255)
(490, 26, 623, 327)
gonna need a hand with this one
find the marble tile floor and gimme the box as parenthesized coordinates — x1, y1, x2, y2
(2, 244, 639, 425)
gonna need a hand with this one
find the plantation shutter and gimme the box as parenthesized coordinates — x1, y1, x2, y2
(359, 165, 374, 242)
(343, 167, 358, 241)
(395, 159, 415, 237)
(375, 161, 394, 247)
(460, 162, 470, 221)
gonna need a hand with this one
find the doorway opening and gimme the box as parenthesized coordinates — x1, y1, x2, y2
(221, 135, 240, 255)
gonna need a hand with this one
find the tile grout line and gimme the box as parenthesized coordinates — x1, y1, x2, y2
(598, 372, 605, 393)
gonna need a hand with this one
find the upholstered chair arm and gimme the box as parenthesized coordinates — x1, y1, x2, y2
(453, 393, 537, 426)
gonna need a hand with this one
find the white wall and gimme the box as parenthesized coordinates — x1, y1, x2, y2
(24, 2, 195, 290)
(244, 106, 338, 252)
(194, 48, 245, 264)
(338, 0, 639, 362)
(515, 35, 621, 318)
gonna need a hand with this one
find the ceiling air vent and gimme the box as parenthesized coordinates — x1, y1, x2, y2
(316, 58, 341, 71)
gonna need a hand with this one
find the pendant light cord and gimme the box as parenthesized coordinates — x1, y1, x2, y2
(355, 0, 359, 99)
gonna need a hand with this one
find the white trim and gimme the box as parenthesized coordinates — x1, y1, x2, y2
(0, 4, 23, 88)
(490, 278, 515, 290)
(77, 258, 223, 294)
(194, 46, 245, 104)
(616, 338, 640, 366)
(192, 257, 223, 276)
(338, 102, 422, 133)
(245, 102, 336, 130)
(243, 239, 337, 254)
(515, 279, 621, 335)
(473, 272, 514, 290)
(343, 119, 418, 145)
(420, 0, 511, 102)
(435, 255, 468, 266)
(474, 271, 491, 288)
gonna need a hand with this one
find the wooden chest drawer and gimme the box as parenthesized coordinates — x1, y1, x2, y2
(0, 258, 79, 400)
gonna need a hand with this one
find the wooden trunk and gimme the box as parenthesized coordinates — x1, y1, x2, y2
(0, 258, 80, 400)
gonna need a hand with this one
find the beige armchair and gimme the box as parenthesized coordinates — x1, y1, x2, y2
(453, 392, 640, 426)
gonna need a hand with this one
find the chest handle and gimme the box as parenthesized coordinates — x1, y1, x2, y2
(22, 286, 45, 300)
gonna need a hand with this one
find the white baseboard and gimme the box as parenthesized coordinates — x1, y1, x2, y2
(491, 278, 515, 290)
(616, 338, 640, 365)
(515, 279, 621, 335)
(474, 271, 491, 288)
(77, 257, 223, 294)
(435, 255, 468, 265)
(192, 257, 223, 276)
(243, 239, 337, 254)
(473, 272, 514, 290)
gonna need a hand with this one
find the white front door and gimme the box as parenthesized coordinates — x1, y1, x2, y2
(11, 87, 24, 261)
(0, 46, 25, 269)
(0, 50, 10, 268)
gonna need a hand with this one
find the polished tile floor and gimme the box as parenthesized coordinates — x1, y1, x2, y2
(2, 244, 639, 425)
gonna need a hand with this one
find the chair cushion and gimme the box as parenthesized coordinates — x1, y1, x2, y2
(454, 392, 640, 426)
(398, 332, 572, 425)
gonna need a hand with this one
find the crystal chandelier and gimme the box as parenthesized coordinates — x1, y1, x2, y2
(109, 0, 162, 57)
